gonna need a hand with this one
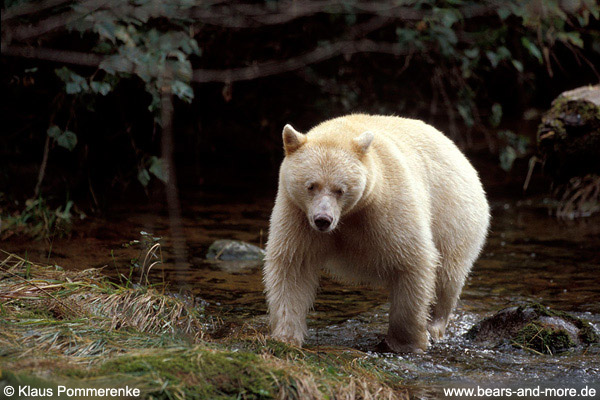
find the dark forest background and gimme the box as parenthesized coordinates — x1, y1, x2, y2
(1, 0, 599, 236)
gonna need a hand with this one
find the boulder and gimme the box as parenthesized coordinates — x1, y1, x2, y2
(206, 239, 265, 261)
(466, 303, 599, 355)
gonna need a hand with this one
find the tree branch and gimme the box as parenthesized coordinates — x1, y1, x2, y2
(1, 44, 103, 67)
(7, 11, 77, 41)
(3, 39, 413, 84)
(3, 0, 108, 41)
(191, 0, 498, 28)
(1, 0, 72, 22)
(193, 39, 412, 83)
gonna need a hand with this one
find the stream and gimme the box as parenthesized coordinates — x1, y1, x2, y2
(3, 191, 599, 398)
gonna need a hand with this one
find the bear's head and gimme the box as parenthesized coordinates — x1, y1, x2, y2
(280, 124, 374, 233)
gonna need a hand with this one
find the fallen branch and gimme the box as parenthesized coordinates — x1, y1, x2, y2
(2, 39, 413, 83)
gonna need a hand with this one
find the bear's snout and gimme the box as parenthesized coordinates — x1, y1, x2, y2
(313, 214, 333, 231)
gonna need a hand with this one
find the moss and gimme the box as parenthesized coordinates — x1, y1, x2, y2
(537, 92, 600, 184)
(98, 347, 283, 399)
(578, 324, 600, 345)
(0, 252, 404, 399)
(527, 303, 600, 345)
(233, 337, 403, 387)
(544, 96, 600, 128)
(513, 323, 575, 355)
(469, 303, 600, 354)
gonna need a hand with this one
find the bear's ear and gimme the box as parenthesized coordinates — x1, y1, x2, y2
(282, 124, 307, 155)
(352, 131, 374, 155)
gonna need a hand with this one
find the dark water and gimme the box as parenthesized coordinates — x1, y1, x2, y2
(3, 193, 600, 397)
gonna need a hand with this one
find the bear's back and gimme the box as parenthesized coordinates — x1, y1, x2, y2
(307, 114, 454, 152)
(306, 114, 469, 176)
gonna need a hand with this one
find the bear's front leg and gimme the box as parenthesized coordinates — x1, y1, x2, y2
(385, 265, 436, 353)
(263, 255, 320, 346)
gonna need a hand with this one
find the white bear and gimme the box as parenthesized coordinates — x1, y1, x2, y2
(263, 114, 490, 352)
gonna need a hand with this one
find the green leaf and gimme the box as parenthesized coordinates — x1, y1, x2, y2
(171, 80, 194, 103)
(464, 48, 479, 59)
(137, 168, 151, 187)
(55, 66, 90, 94)
(490, 103, 503, 128)
(512, 59, 524, 72)
(96, 20, 118, 43)
(91, 81, 112, 95)
(56, 130, 77, 151)
(496, 46, 511, 59)
(92, 41, 114, 54)
(457, 104, 474, 127)
(557, 32, 583, 48)
(149, 157, 168, 183)
(65, 82, 82, 94)
(500, 146, 517, 171)
(54, 67, 72, 82)
(434, 7, 460, 27)
(521, 37, 543, 63)
(497, 7, 512, 20)
(486, 51, 499, 68)
(396, 28, 421, 49)
(47, 125, 61, 139)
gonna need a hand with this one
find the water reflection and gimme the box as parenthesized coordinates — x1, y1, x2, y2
(2, 194, 599, 393)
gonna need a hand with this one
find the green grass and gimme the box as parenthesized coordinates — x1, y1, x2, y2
(0, 251, 407, 400)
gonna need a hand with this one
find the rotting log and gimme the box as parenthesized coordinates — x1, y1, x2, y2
(536, 85, 600, 218)
(537, 85, 600, 182)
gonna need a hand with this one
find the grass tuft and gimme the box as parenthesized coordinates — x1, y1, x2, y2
(0, 250, 408, 399)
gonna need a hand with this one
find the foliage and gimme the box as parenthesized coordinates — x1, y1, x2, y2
(1, 0, 599, 214)
(498, 129, 530, 171)
(0, 196, 82, 240)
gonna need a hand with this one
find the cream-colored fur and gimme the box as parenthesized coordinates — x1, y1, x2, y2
(263, 114, 490, 352)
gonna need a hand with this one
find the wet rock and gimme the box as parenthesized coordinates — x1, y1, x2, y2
(466, 303, 599, 355)
(206, 239, 265, 261)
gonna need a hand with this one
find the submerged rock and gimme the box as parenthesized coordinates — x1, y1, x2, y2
(206, 239, 265, 261)
(466, 303, 599, 354)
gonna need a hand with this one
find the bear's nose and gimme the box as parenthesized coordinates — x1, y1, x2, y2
(314, 215, 332, 231)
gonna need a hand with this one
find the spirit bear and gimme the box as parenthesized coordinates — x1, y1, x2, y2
(263, 114, 490, 352)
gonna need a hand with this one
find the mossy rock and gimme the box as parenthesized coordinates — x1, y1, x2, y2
(466, 303, 599, 355)
(537, 85, 600, 183)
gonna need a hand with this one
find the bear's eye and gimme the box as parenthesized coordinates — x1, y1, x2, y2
(307, 183, 316, 191)
(334, 188, 345, 196)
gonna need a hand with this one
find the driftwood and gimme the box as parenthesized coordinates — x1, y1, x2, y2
(536, 85, 600, 218)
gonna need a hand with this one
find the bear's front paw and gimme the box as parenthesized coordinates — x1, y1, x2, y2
(271, 324, 304, 347)
(271, 332, 303, 347)
(377, 336, 428, 354)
